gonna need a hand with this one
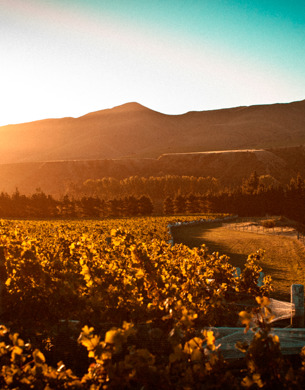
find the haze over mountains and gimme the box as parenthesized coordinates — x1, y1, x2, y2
(1, 99, 305, 163)
(0, 99, 305, 194)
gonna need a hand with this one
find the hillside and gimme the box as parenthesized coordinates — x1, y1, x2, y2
(0, 99, 305, 195)
(0, 99, 305, 163)
(0, 147, 304, 195)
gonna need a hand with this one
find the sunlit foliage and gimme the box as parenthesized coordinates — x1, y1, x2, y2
(0, 215, 302, 388)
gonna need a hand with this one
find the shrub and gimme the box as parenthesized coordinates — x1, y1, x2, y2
(261, 219, 276, 229)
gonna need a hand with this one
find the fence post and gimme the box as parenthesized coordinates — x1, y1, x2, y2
(257, 272, 264, 287)
(233, 267, 241, 278)
(291, 284, 304, 327)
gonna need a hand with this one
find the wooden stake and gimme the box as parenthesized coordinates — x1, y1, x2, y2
(291, 284, 304, 327)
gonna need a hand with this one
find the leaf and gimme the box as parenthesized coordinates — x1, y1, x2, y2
(112, 238, 121, 247)
(241, 376, 254, 388)
(105, 329, 122, 345)
(12, 346, 23, 355)
(272, 334, 279, 344)
(169, 344, 184, 363)
(236, 341, 249, 353)
(205, 331, 215, 349)
(239, 311, 252, 331)
(256, 296, 270, 307)
(81, 335, 100, 351)
(5, 278, 11, 287)
(191, 348, 203, 361)
(0, 325, 9, 337)
(81, 325, 95, 336)
(252, 373, 264, 388)
(135, 269, 145, 279)
(33, 349, 46, 364)
(187, 337, 203, 350)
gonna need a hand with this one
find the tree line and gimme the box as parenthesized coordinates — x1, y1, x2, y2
(0, 190, 153, 218)
(67, 175, 220, 200)
(163, 172, 305, 225)
(1, 172, 305, 222)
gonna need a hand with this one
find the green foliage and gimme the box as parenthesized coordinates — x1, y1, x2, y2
(0, 325, 82, 389)
(1, 300, 305, 389)
(0, 216, 304, 388)
(238, 251, 273, 297)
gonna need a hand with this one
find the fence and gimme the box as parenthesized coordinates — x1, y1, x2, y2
(223, 219, 305, 244)
(167, 216, 305, 357)
(209, 326, 305, 359)
(167, 216, 305, 326)
(210, 284, 304, 359)
(231, 269, 303, 327)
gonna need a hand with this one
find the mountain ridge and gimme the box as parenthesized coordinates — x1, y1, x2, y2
(0, 99, 304, 164)
(0, 99, 304, 194)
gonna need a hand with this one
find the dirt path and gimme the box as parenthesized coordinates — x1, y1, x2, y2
(172, 222, 305, 300)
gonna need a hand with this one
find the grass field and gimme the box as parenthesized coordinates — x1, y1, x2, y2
(172, 222, 305, 301)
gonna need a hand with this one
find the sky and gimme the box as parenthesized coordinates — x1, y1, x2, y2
(0, 0, 305, 126)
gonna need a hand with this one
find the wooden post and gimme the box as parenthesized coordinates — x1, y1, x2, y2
(291, 284, 304, 327)
(233, 267, 241, 278)
(257, 272, 264, 287)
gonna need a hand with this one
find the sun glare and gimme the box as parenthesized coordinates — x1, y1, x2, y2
(0, 0, 304, 126)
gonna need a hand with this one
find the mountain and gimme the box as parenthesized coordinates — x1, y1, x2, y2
(0, 99, 305, 195)
(0, 99, 305, 163)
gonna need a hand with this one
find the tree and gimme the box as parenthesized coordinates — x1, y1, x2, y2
(163, 196, 174, 215)
(174, 194, 186, 214)
(138, 195, 154, 215)
(242, 171, 260, 195)
(186, 193, 199, 214)
(123, 196, 139, 216)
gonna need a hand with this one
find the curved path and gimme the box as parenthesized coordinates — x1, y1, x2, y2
(172, 221, 305, 301)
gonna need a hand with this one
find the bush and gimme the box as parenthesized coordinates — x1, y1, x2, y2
(261, 219, 276, 229)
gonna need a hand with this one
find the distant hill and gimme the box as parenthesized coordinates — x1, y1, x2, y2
(0, 99, 305, 163)
(0, 99, 305, 195)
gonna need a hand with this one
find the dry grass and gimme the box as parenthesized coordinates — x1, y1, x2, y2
(172, 222, 305, 300)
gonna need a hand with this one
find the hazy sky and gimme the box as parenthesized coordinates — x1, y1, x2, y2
(1, 0, 305, 126)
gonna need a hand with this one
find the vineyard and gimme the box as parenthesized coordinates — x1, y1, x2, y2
(0, 215, 304, 389)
